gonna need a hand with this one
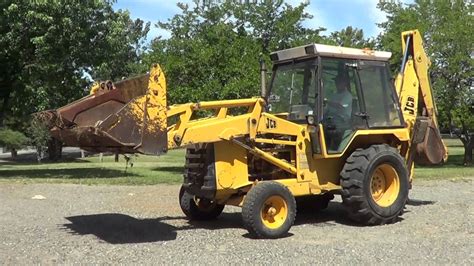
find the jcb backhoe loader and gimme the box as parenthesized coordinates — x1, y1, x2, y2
(39, 30, 447, 238)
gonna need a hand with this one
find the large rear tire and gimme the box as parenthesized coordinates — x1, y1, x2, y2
(179, 186, 224, 221)
(242, 181, 296, 239)
(341, 144, 409, 225)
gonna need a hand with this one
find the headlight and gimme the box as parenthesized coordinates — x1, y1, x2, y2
(306, 115, 315, 125)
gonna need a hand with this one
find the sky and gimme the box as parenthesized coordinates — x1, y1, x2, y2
(113, 0, 412, 42)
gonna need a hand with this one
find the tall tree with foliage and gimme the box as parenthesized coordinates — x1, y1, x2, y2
(0, 0, 149, 131)
(378, 0, 474, 165)
(230, 0, 325, 53)
(328, 26, 375, 48)
(141, 1, 325, 104)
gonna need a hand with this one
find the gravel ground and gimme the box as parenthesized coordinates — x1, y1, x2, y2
(0, 178, 473, 264)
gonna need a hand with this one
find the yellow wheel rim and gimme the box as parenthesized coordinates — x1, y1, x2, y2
(260, 195, 288, 229)
(370, 164, 400, 207)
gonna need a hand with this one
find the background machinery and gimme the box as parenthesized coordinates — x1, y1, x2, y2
(40, 30, 447, 238)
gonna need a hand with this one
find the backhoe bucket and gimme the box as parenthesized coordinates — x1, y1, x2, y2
(414, 119, 447, 165)
(38, 64, 168, 155)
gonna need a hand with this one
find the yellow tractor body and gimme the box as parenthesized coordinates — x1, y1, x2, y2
(39, 30, 447, 238)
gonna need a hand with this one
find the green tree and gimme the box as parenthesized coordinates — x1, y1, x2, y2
(230, 0, 325, 53)
(0, 0, 149, 131)
(26, 117, 51, 162)
(92, 9, 150, 81)
(376, 1, 427, 71)
(142, 1, 324, 105)
(378, 0, 474, 165)
(329, 26, 375, 48)
(145, 3, 261, 103)
(0, 128, 28, 158)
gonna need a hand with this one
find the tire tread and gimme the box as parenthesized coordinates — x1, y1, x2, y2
(340, 144, 408, 225)
(242, 182, 296, 239)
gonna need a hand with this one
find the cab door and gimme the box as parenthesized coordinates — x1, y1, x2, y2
(319, 57, 365, 154)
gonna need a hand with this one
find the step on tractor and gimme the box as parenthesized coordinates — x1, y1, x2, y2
(39, 30, 447, 238)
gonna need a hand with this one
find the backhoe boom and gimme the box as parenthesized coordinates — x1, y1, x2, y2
(395, 30, 448, 167)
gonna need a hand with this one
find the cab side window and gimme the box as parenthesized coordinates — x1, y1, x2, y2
(358, 61, 403, 127)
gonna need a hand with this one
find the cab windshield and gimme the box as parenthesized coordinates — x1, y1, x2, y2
(267, 60, 317, 122)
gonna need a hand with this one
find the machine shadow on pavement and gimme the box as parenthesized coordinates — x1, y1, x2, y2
(61, 212, 246, 244)
(294, 201, 408, 227)
(61, 198, 435, 243)
(0, 168, 139, 180)
(406, 198, 436, 206)
(61, 214, 183, 244)
(294, 202, 362, 227)
(61, 212, 295, 242)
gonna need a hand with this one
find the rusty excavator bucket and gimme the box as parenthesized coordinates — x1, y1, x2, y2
(37, 64, 168, 155)
(413, 118, 448, 165)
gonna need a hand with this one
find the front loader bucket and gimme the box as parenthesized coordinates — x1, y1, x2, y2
(38, 64, 168, 155)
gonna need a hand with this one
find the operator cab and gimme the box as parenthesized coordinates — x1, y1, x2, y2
(267, 44, 404, 154)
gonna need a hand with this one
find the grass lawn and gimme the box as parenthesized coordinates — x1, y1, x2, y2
(414, 138, 473, 180)
(0, 150, 186, 185)
(0, 139, 472, 185)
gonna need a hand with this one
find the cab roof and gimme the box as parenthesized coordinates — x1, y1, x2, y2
(270, 43, 392, 62)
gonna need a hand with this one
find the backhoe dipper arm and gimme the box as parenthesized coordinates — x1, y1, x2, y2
(394, 30, 447, 167)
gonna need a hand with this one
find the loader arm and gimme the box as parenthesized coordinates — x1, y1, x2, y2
(164, 98, 306, 176)
(38, 63, 299, 176)
(394, 30, 448, 168)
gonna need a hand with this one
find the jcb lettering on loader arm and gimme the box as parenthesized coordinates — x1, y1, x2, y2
(266, 118, 277, 129)
(40, 29, 446, 239)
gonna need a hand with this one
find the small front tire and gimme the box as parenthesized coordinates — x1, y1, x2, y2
(179, 186, 224, 221)
(242, 181, 296, 239)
